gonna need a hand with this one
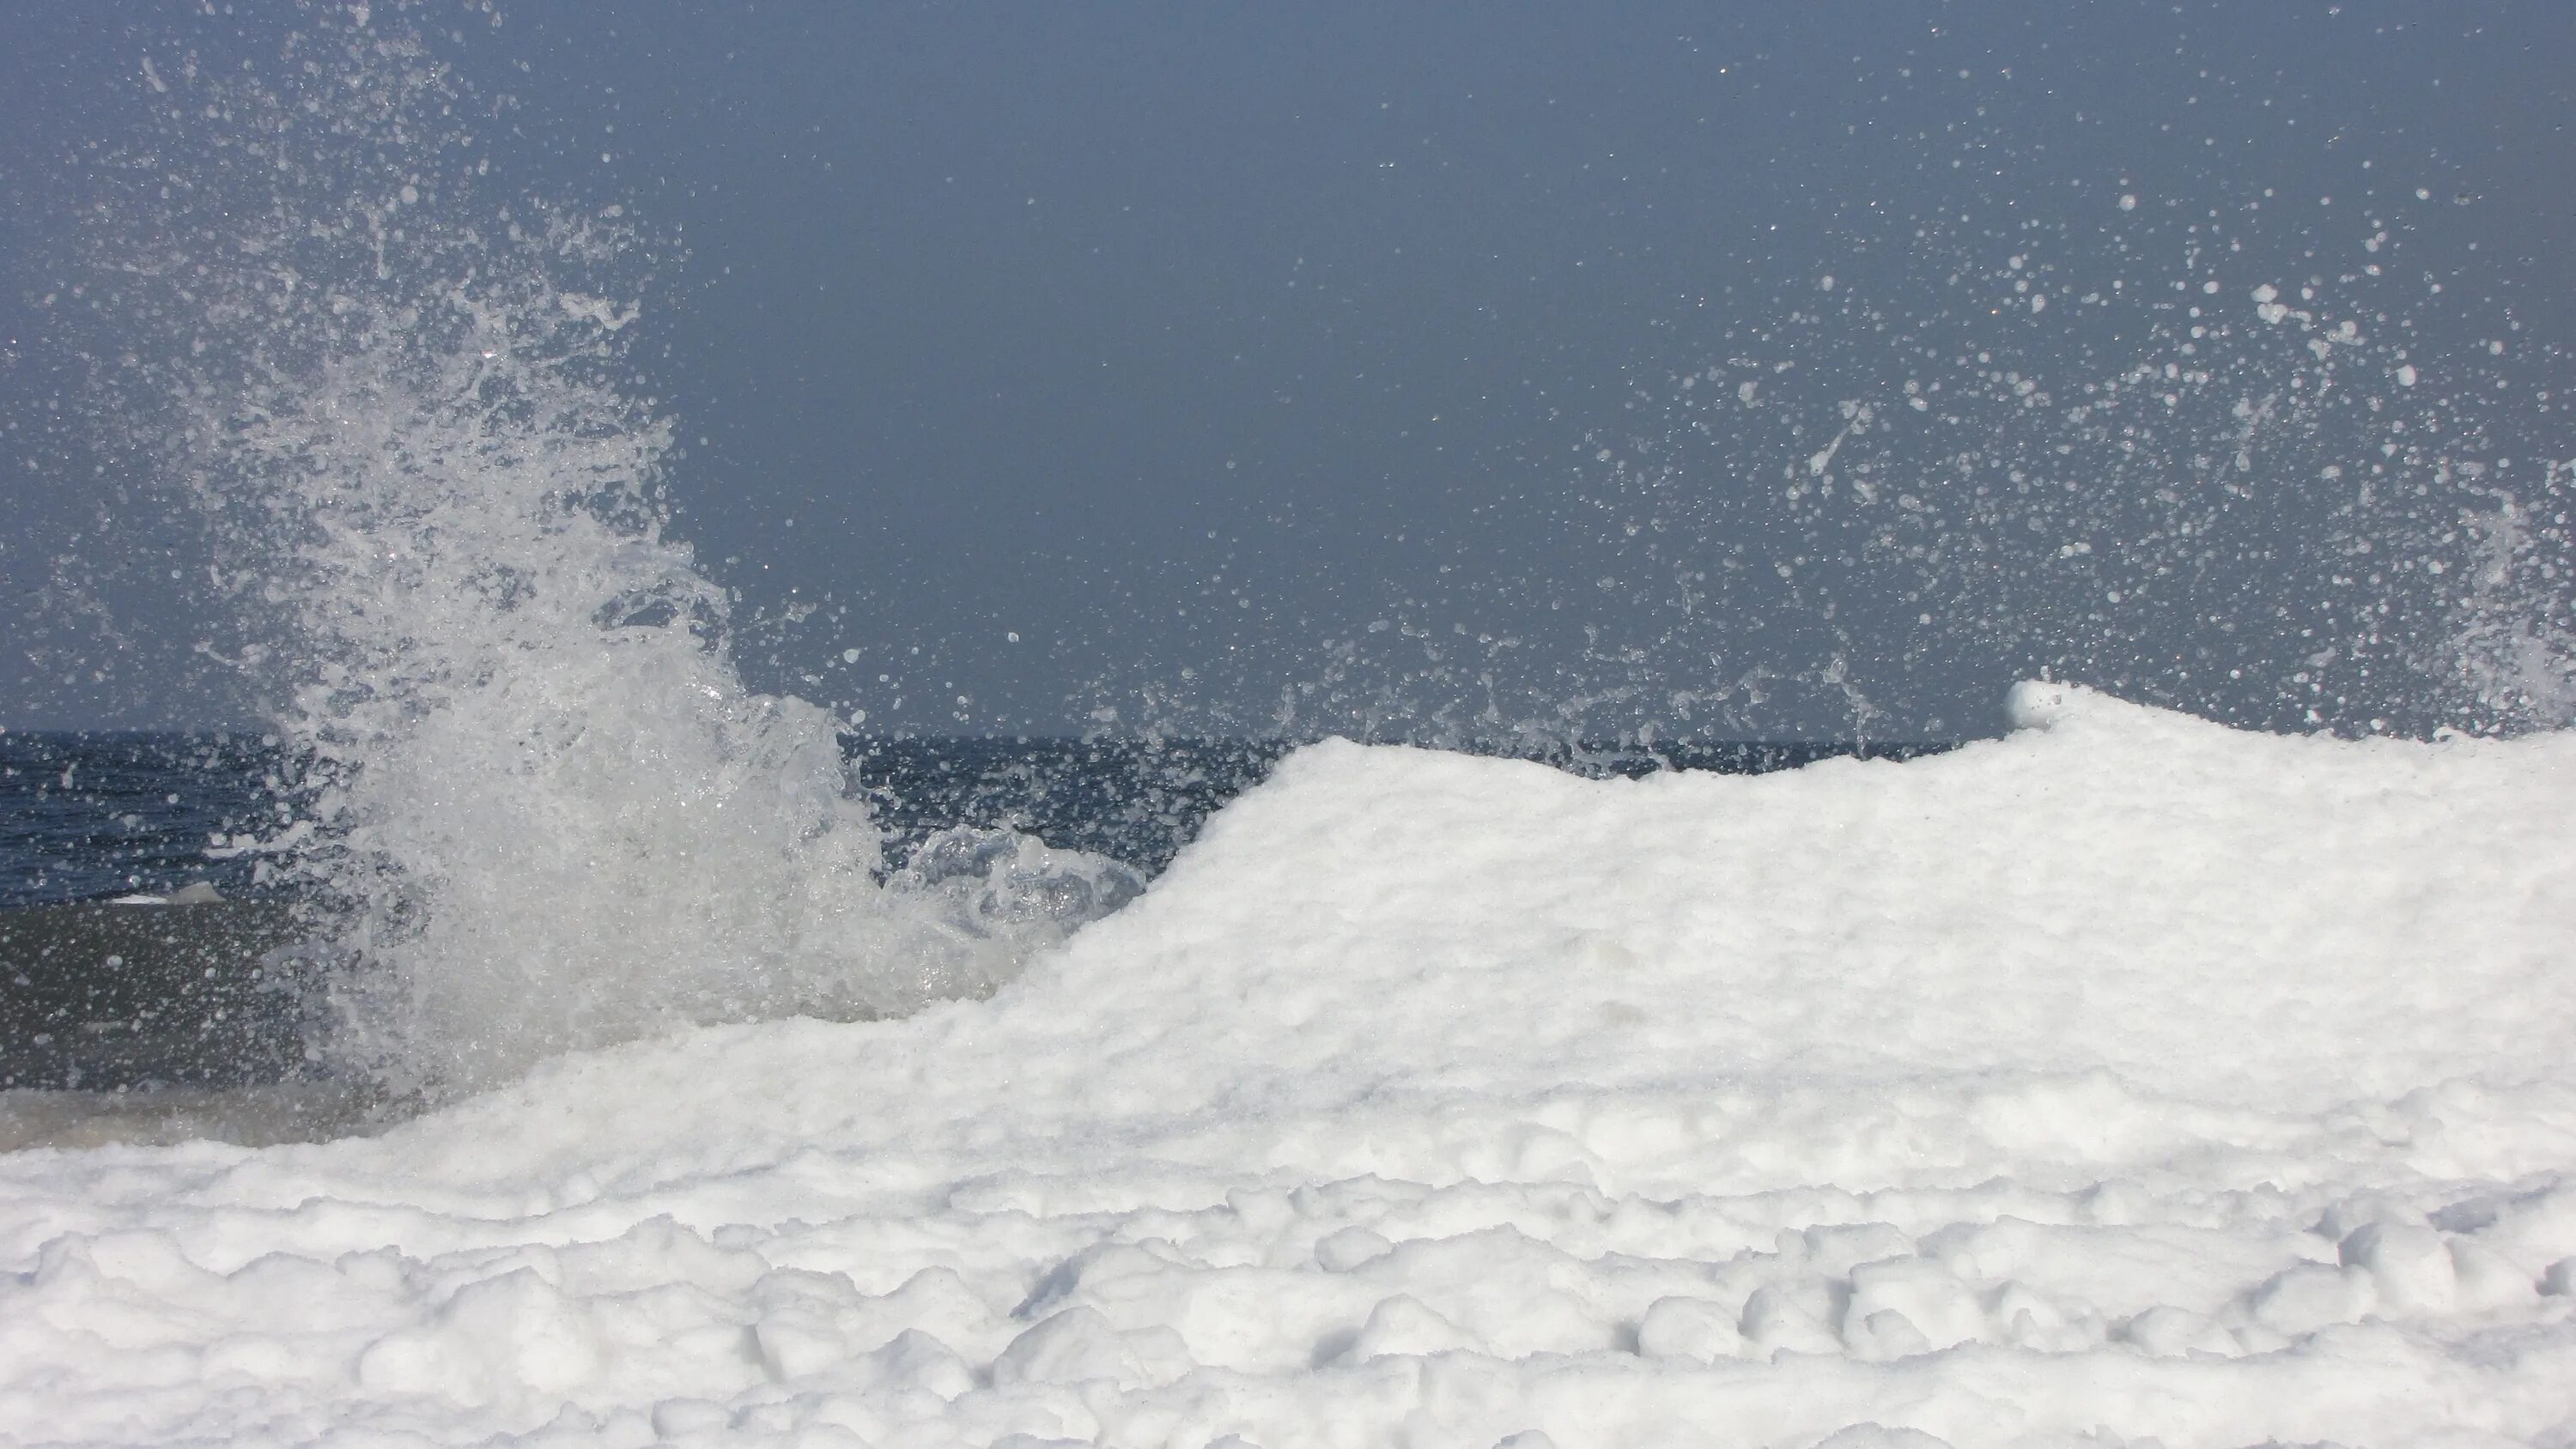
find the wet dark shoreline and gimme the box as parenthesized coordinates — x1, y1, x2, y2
(0, 899, 323, 1091)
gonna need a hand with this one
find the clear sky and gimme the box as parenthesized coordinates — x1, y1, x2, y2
(3, 3, 2570, 739)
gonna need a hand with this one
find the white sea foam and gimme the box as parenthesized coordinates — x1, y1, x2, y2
(3, 687, 2572, 1445)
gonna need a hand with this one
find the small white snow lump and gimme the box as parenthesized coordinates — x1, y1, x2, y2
(2005, 677, 2074, 729)
(1636, 1294, 1747, 1361)
(1313, 1225, 1394, 1271)
(1809, 1427, 1958, 1449)
(989, 1307, 1148, 1389)
(2338, 1221, 2456, 1312)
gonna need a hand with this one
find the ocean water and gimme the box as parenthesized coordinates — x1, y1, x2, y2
(0, 731, 280, 910)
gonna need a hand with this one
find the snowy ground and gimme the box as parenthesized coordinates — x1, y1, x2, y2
(3, 684, 2573, 1447)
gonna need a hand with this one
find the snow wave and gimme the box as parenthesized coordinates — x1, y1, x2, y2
(3, 686, 2573, 1446)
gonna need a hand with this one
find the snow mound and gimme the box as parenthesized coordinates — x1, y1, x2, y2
(5, 686, 2575, 1446)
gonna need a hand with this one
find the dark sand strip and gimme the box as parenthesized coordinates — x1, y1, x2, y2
(0, 900, 321, 1091)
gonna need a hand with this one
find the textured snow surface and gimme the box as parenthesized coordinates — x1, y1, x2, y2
(5, 685, 2576, 1447)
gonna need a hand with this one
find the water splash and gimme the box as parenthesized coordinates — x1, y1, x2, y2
(1074, 170, 2573, 748)
(2450, 470, 2576, 731)
(81, 3, 1091, 1102)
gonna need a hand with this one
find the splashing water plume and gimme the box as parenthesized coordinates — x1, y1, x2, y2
(1034, 101, 2575, 749)
(83, 4, 1088, 1102)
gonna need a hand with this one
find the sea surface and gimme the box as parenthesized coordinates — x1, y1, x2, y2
(0, 731, 1940, 1094)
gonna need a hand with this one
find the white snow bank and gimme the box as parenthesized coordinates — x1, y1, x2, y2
(5, 685, 2575, 1447)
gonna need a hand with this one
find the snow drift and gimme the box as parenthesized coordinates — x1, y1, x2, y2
(3, 686, 2574, 1446)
